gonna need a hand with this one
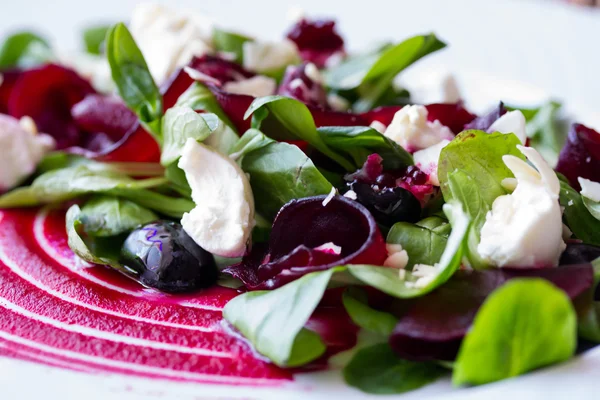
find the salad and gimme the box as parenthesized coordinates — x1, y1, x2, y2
(0, 3, 599, 395)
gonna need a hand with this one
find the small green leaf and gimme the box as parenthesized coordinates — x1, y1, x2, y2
(453, 279, 577, 386)
(212, 28, 252, 63)
(0, 31, 52, 68)
(79, 196, 157, 237)
(343, 343, 446, 394)
(223, 268, 345, 367)
(348, 202, 470, 298)
(239, 130, 333, 219)
(161, 107, 214, 166)
(317, 126, 413, 170)
(560, 181, 600, 246)
(387, 221, 448, 269)
(105, 23, 162, 137)
(342, 288, 398, 336)
(83, 25, 111, 55)
(578, 258, 600, 342)
(582, 196, 600, 221)
(244, 96, 354, 171)
(325, 34, 445, 112)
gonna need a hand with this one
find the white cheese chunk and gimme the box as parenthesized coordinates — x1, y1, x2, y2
(400, 72, 461, 105)
(179, 139, 254, 257)
(222, 75, 277, 97)
(383, 105, 454, 152)
(369, 120, 387, 134)
(0, 115, 55, 191)
(478, 145, 565, 267)
(578, 177, 600, 203)
(488, 110, 527, 144)
(242, 39, 300, 73)
(130, 3, 213, 83)
(412, 139, 451, 186)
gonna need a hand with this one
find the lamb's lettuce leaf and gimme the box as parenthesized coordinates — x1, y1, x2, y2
(317, 126, 413, 170)
(244, 96, 354, 170)
(82, 25, 111, 55)
(176, 82, 237, 132)
(212, 28, 253, 64)
(0, 31, 52, 68)
(560, 181, 600, 246)
(453, 279, 577, 386)
(342, 288, 398, 336)
(343, 343, 446, 394)
(106, 23, 162, 139)
(387, 219, 448, 269)
(161, 107, 215, 166)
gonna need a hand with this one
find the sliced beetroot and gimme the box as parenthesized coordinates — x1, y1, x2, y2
(7, 64, 95, 149)
(186, 55, 254, 84)
(224, 195, 387, 290)
(363, 106, 402, 126)
(311, 107, 369, 127)
(0, 69, 21, 114)
(389, 264, 594, 361)
(71, 94, 138, 142)
(425, 102, 477, 134)
(463, 101, 506, 131)
(161, 67, 194, 110)
(286, 18, 345, 68)
(277, 63, 328, 108)
(556, 123, 600, 190)
(210, 86, 254, 133)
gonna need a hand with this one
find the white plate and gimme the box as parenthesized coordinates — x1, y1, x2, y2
(1, 0, 600, 399)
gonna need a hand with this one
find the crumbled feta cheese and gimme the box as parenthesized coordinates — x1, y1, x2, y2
(222, 75, 277, 97)
(578, 177, 600, 203)
(410, 263, 439, 288)
(412, 139, 451, 186)
(327, 93, 350, 111)
(130, 3, 213, 83)
(179, 139, 254, 257)
(242, 39, 300, 73)
(344, 190, 357, 200)
(0, 115, 55, 191)
(314, 242, 342, 255)
(383, 105, 454, 152)
(487, 110, 527, 144)
(322, 187, 337, 206)
(369, 120, 387, 134)
(478, 145, 565, 267)
(383, 243, 409, 269)
(399, 73, 461, 105)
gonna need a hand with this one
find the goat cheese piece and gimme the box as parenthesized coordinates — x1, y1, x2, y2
(413, 139, 451, 186)
(579, 177, 600, 203)
(130, 3, 213, 83)
(383, 105, 454, 152)
(477, 145, 565, 267)
(222, 75, 277, 97)
(0, 115, 55, 191)
(242, 39, 300, 73)
(179, 139, 254, 257)
(487, 110, 527, 144)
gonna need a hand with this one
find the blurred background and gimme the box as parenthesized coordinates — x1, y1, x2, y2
(1, 0, 599, 123)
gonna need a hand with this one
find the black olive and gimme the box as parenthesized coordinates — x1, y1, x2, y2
(120, 221, 218, 293)
(559, 243, 600, 266)
(350, 181, 421, 226)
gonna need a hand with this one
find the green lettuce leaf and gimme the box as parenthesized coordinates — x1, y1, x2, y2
(82, 25, 111, 55)
(0, 31, 52, 68)
(453, 279, 577, 386)
(387, 219, 448, 269)
(560, 181, 600, 246)
(176, 82, 236, 132)
(343, 343, 446, 394)
(161, 107, 215, 166)
(212, 28, 252, 64)
(105, 23, 162, 138)
(342, 288, 398, 336)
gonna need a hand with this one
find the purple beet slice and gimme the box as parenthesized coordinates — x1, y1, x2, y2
(286, 18, 345, 68)
(278, 63, 328, 108)
(7, 64, 95, 149)
(71, 94, 138, 143)
(389, 264, 594, 361)
(463, 101, 506, 131)
(0, 69, 21, 114)
(556, 123, 600, 190)
(224, 195, 387, 290)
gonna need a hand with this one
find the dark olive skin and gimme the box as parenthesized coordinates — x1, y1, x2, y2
(559, 243, 600, 266)
(349, 181, 421, 226)
(120, 221, 218, 293)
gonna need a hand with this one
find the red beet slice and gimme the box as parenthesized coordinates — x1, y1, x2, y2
(224, 195, 387, 290)
(278, 63, 328, 108)
(311, 107, 369, 127)
(463, 101, 506, 131)
(8, 64, 95, 149)
(286, 18, 345, 68)
(71, 94, 138, 142)
(210, 86, 254, 133)
(389, 264, 594, 361)
(0, 69, 21, 114)
(556, 123, 600, 190)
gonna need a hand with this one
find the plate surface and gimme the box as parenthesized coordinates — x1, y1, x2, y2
(1, 0, 600, 399)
